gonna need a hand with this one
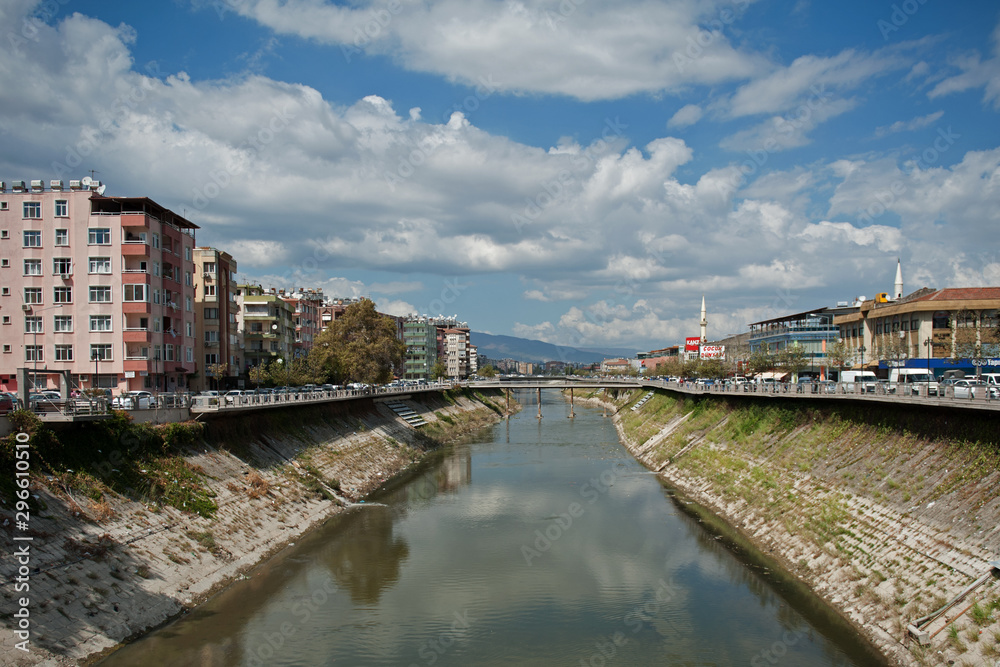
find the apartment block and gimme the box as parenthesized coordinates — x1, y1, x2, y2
(236, 284, 294, 372)
(0, 179, 197, 394)
(282, 288, 324, 357)
(193, 247, 239, 391)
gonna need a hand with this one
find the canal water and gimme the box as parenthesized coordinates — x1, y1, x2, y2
(101, 392, 885, 666)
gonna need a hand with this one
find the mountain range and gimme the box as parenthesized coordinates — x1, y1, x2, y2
(470, 332, 639, 365)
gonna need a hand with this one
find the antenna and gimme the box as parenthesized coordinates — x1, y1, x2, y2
(88, 169, 100, 180)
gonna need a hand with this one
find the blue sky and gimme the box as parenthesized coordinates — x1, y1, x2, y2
(2, 0, 1000, 352)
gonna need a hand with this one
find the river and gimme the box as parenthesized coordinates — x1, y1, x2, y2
(100, 391, 886, 666)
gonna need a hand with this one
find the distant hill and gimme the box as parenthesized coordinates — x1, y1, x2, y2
(471, 332, 638, 364)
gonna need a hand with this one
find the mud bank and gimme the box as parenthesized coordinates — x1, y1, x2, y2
(584, 388, 1000, 667)
(1, 389, 508, 666)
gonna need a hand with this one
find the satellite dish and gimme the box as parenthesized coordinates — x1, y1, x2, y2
(81, 176, 92, 188)
(96, 184, 107, 195)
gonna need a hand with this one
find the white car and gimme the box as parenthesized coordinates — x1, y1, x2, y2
(952, 379, 998, 399)
(112, 391, 154, 409)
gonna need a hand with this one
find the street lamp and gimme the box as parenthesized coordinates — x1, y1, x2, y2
(858, 345, 866, 371)
(923, 337, 933, 376)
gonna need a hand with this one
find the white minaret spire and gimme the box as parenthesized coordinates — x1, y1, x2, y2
(894, 259, 903, 300)
(700, 295, 707, 343)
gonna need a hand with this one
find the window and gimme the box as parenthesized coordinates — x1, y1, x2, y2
(23, 202, 40, 219)
(25, 345, 42, 362)
(0, 259, 8, 268)
(205, 284, 217, 297)
(53, 287, 72, 304)
(54, 345, 73, 361)
(152, 233, 160, 248)
(0, 201, 7, 210)
(185, 296, 192, 311)
(187, 346, 193, 363)
(90, 315, 112, 332)
(185, 247, 192, 261)
(165, 344, 175, 362)
(23, 230, 41, 247)
(88, 228, 111, 245)
(204, 307, 219, 320)
(0, 230, 8, 239)
(88, 257, 111, 274)
(53, 258, 72, 275)
(23, 259, 42, 276)
(204, 262, 217, 274)
(1, 315, 8, 325)
(153, 289, 160, 304)
(186, 321, 193, 337)
(54, 315, 73, 332)
(24, 316, 42, 333)
(90, 344, 112, 361)
(185, 271, 192, 286)
(89, 286, 112, 303)
(1, 288, 8, 296)
(54, 229, 68, 246)
(205, 353, 219, 365)
(54, 200, 68, 217)
(153, 262, 160, 276)
(2, 345, 9, 353)
(124, 284, 148, 302)
(205, 330, 219, 343)
(24, 287, 42, 304)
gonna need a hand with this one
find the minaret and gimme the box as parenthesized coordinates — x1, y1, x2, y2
(894, 259, 903, 300)
(700, 295, 707, 343)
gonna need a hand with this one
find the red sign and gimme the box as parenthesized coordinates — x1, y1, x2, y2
(685, 337, 700, 352)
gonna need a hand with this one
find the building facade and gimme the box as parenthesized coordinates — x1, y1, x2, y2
(0, 180, 198, 394)
(236, 284, 295, 374)
(193, 247, 239, 391)
(403, 317, 438, 379)
(748, 306, 857, 379)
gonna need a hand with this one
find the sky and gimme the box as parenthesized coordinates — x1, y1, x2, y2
(2, 0, 999, 353)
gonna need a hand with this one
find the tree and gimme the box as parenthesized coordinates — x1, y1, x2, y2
(746, 348, 774, 379)
(778, 343, 809, 380)
(827, 339, 852, 378)
(309, 300, 405, 385)
(479, 365, 497, 378)
(248, 363, 269, 389)
(206, 362, 229, 391)
(431, 361, 448, 380)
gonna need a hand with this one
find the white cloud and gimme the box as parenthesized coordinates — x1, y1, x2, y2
(874, 110, 944, 137)
(218, 0, 770, 101)
(928, 20, 1000, 109)
(667, 104, 703, 128)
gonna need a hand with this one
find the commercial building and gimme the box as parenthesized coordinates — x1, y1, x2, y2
(0, 179, 197, 394)
(403, 317, 438, 380)
(192, 247, 239, 391)
(748, 305, 857, 379)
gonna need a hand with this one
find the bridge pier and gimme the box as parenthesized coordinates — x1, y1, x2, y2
(568, 388, 575, 418)
(537, 387, 542, 420)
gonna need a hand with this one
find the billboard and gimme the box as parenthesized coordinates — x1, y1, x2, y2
(685, 337, 701, 352)
(699, 345, 725, 360)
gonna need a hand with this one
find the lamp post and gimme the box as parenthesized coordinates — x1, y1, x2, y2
(92, 349, 99, 391)
(923, 337, 933, 376)
(858, 345, 866, 370)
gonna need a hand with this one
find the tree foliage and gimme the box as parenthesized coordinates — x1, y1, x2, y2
(478, 365, 497, 378)
(309, 300, 405, 384)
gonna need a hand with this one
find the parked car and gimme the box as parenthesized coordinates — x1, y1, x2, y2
(224, 390, 251, 404)
(0, 393, 17, 414)
(112, 391, 154, 409)
(952, 379, 998, 399)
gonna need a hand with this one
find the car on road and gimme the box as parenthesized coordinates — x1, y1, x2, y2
(951, 379, 998, 399)
(112, 391, 154, 409)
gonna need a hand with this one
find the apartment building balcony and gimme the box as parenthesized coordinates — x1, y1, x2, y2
(123, 302, 152, 314)
(122, 272, 151, 285)
(122, 241, 150, 257)
(120, 213, 151, 228)
(124, 359, 154, 373)
(204, 340, 220, 348)
(123, 328, 152, 343)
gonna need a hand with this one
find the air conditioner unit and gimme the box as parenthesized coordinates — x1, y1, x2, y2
(30, 180, 44, 191)
(50, 180, 63, 191)
(11, 181, 26, 192)
(0, 181, 5, 192)
(69, 180, 82, 190)
(22, 304, 31, 312)
(60, 273, 72, 280)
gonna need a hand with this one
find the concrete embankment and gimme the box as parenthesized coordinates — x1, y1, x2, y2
(586, 388, 1000, 667)
(0, 388, 508, 666)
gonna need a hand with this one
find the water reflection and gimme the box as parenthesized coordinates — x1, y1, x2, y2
(101, 396, 884, 667)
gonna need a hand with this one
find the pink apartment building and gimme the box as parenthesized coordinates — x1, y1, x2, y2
(0, 179, 198, 395)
